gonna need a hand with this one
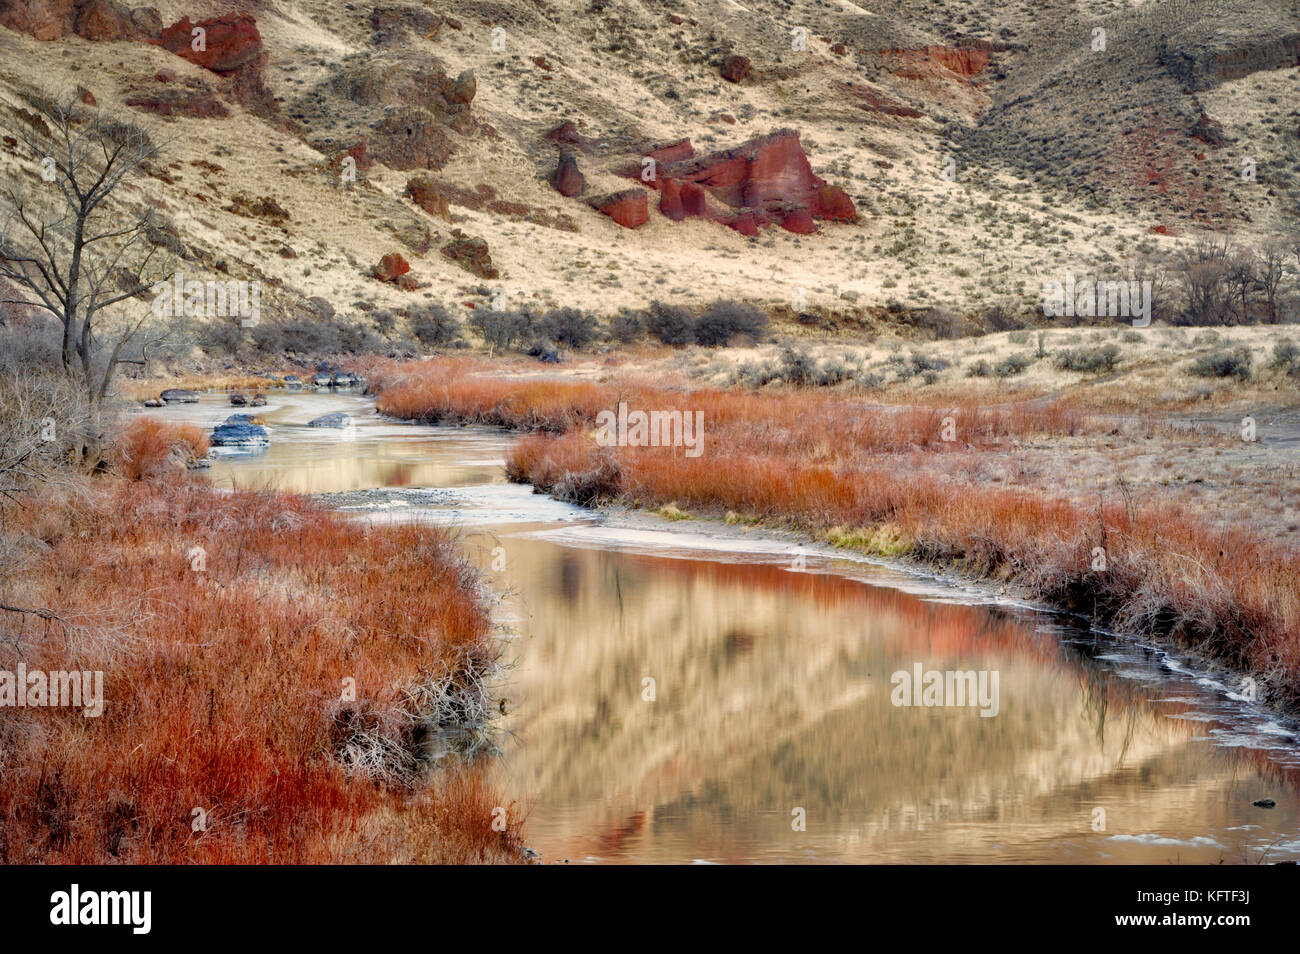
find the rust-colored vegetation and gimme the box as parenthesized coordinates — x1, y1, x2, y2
(0, 474, 524, 863)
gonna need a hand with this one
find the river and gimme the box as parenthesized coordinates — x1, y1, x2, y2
(138, 389, 1300, 864)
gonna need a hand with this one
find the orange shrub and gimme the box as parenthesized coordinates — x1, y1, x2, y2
(0, 479, 524, 863)
(111, 417, 211, 481)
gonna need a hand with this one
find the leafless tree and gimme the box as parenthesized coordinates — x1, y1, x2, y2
(0, 94, 174, 458)
(1178, 237, 1232, 325)
(1258, 243, 1288, 324)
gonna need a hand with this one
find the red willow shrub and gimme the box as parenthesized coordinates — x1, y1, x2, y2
(110, 416, 211, 480)
(0, 478, 524, 862)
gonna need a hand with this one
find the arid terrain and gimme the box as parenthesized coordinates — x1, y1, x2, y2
(1, 0, 1298, 873)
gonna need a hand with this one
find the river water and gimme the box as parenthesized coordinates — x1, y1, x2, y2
(139, 389, 1300, 864)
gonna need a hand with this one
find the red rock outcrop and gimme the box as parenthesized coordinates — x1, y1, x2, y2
(155, 13, 279, 120)
(441, 231, 498, 279)
(836, 81, 924, 119)
(593, 189, 648, 229)
(0, 0, 156, 41)
(619, 130, 856, 235)
(406, 174, 451, 219)
(551, 153, 585, 197)
(160, 14, 262, 74)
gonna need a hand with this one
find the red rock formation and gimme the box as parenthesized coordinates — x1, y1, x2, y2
(657, 130, 857, 233)
(600, 130, 856, 236)
(659, 179, 685, 220)
(160, 14, 262, 74)
(720, 54, 750, 83)
(124, 85, 230, 118)
(593, 189, 648, 229)
(74, 0, 133, 40)
(0, 0, 154, 41)
(886, 45, 991, 78)
(406, 175, 451, 219)
(546, 120, 598, 153)
(551, 153, 585, 197)
(372, 253, 411, 283)
(441, 231, 498, 278)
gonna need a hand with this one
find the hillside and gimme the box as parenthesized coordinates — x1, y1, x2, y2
(0, 0, 1297, 340)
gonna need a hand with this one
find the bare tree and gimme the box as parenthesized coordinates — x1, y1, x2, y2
(0, 94, 174, 458)
(1258, 243, 1288, 324)
(1178, 237, 1232, 325)
(1224, 245, 1258, 325)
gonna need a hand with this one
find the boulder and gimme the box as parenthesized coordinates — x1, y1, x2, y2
(159, 388, 199, 404)
(551, 153, 585, 197)
(372, 252, 411, 282)
(283, 374, 303, 390)
(441, 231, 498, 279)
(160, 14, 262, 74)
(0, 0, 155, 41)
(142, 397, 165, 408)
(593, 189, 648, 229)
(331, 372, 356, 387)
(307, 412, 353, 428)
(211, 414, 270, 447)
(312, 374, 332, 388)
(721, 54, 751, 83)
(229, 391, 247, 406)
(250, 392, 267, 406)
(528, 339, 561, 364)
(74, 0, 133, 40)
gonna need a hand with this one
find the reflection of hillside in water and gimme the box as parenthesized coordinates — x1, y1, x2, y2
(491, 538, 1299, 864)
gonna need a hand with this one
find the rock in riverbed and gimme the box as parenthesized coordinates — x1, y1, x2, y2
(211, 414, 270, 447)
(160, 388, 199, 404)
(307, 412, 352, 428)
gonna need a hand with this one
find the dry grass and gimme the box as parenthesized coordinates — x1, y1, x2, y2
(375, 357, 1300, 710)
(0, 475, 525, 863)
(109, 417, 211, 481)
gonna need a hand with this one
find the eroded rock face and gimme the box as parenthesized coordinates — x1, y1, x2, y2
(407, 174, 451, 218)
(0, 0, 155, 41)
(551, 152, 585, 197)
(1160, 33, 1300, 91)
(593, 189, 648, 229)
(160, 14, 262, 73)
(619, 129, 856, 235)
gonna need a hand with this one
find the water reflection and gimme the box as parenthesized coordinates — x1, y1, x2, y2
(152, 391, 1300, 864)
